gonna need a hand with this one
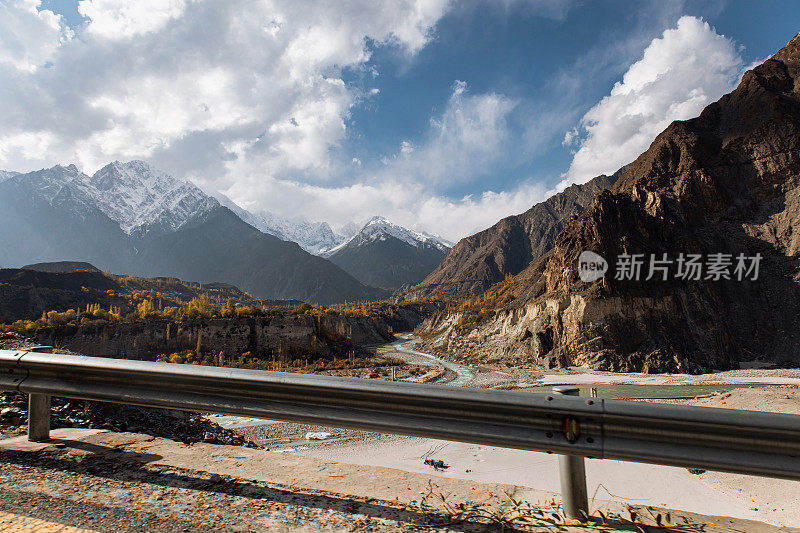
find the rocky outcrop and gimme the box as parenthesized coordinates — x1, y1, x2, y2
(419, 32, 800, 373)
(28, 304, 435, 361)
(30, 315, 383, 360)
(0, 267, 261, 322)
(405, 172, 619, 301)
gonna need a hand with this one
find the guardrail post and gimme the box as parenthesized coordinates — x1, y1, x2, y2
(553, 385, 589, 519)
(28, 394, 51, 442)
(26, 346, 53, 442)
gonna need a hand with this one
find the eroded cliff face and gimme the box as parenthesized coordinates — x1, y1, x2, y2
(29, 308, 430, 361)
(419, 33, 800, 373)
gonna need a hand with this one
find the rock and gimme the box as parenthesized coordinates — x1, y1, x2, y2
(1, 391, 259, 448)
(305, 431, 333, 440)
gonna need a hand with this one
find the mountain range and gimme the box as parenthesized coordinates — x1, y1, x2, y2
(214, 194, 351, 255)
(324, 216, 452, 290)
(0, 160, 456, 303)
(405, 171, 620, 300)
(11, 32, 800, 374)
(215, 195, 452, 289)
(0, 161, 386, 304)
(418, 32, 800, 372)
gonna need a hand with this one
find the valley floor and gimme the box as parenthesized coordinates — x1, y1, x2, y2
(381, 333, 800, 391)
(240, 335, 800, 528)
(3, 334, 800, 529)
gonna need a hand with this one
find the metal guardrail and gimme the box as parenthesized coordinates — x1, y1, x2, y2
(2, 348, 800, 518)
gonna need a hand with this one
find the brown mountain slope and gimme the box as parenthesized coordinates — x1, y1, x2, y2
(419, 32, 800, 373)
(405, 172, 619, 300)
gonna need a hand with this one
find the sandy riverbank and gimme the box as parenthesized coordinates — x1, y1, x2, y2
(289, 385, 800, 528)
(224, 335, 800, 526)
(383, 333, 800, 389)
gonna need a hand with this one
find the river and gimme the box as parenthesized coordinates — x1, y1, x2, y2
(206, 332, 472, 430)
(390, 333, 475, 386)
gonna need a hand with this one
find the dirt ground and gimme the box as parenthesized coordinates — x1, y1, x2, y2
(652, 384, 800, 413)
(1, 429, 795, 533)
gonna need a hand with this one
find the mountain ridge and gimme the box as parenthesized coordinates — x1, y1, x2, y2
(0, 162, 387, 304)
(405, 172, 620, 301)
(418, 31, 800, 372)
(214, 193, 346, 255)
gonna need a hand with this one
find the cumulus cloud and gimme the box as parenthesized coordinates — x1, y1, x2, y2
(0, 0, 451, 177)
(221, 79, 535, 241)
(0, 0, 72, 72)
(560, 16, 744, 187)
(380, 80, 517, 188)
(78, 0, 187, 39)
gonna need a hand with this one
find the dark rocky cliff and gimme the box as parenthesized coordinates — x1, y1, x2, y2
(419, 32, 800, 373)
(405, 172, 619, 301)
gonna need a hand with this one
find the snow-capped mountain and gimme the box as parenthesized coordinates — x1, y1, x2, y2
(5, 161, 219, 238)
(324, 216, 452, 290)
(334, 220, 363, 242)
(323, 216, 452, 257)
(0, 161, 387, 303)
(242, 211, 343, 255)
(90, 161, 219, 236)
(214, 194, 346, 255)
(0, 170, 18, 183)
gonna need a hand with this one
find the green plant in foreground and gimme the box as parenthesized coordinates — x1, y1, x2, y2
(410, 481, 747, 532)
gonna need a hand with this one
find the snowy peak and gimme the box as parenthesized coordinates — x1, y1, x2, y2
(324, 216, 452, 256)
(250, 211, 342, 255)
(89, 160, 219, 236)
(5, 164, 98, 215)
(0, 170, 19, 183)
(214, 193, 344, 255)
(358, 216, 452, 250)
(3, 161, 219, 237)
(324, 215, 452, 290)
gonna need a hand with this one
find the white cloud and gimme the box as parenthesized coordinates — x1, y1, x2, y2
(221, 79, 536, 241)
(78, 0, 187, 39)
(0, 131, 58, 161)
(224, 173, 547, 241)
(0, 0, 451, 177)
(0, 0, 72, 72)
(381, 80, 517, 187)
(561, 16, 744, 187)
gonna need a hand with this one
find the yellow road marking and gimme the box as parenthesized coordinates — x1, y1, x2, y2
(0, 511, 101, 532)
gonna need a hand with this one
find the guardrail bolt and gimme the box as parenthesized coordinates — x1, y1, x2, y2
(553, 386, 589, 520)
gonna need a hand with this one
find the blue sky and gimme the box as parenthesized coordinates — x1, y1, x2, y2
(347, 0, 800, 196)
(1, 1, 799, 239)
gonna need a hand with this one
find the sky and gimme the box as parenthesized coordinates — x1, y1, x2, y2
(1, 0, 799, 240)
